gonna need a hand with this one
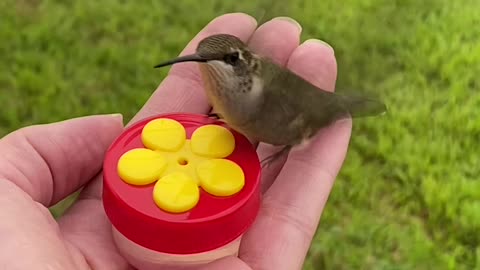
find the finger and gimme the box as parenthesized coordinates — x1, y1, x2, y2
(248, 17, 302, 66)
(242, 17, 301, 193)
(129, 13, 258, 125)
(240, 40, 353, 270)
(257, 40, 337, 191)
(58, 14, 259, 270)
(240, 17, 301, 147)
(0, 114, 123, 206)
(80, 13, 258, 202)
(0, 180, 80, 269)
(58, 198, 134, 270)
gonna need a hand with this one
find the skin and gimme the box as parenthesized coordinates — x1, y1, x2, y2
(0, 13, 351, 270)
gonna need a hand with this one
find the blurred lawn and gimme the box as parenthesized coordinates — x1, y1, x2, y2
(2, 0, 480, 269)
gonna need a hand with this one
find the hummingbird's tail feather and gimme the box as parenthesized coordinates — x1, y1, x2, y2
(337, 94, 387, 118)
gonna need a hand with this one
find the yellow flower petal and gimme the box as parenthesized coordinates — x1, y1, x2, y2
(142, 118, 186, 151)
(197, 159, 245, 197)
(190, 125, 235, 158)
(117, 148, 167, 185)
(153, 172, 200, 213)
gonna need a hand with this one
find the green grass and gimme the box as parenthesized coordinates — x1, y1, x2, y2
(2, 0, 479, 269)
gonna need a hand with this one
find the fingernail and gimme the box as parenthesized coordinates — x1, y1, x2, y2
(108, 113, 124, 124)
(273, 16, 302, 32)
(305, 38, 334, 54)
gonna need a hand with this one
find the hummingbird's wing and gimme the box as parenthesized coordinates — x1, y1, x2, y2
(260, 60, 386, 134)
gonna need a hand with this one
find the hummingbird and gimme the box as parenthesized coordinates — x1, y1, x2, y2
(154, 34, 386, 166)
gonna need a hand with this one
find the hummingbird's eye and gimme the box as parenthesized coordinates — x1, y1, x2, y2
(223, 52, 239, 66)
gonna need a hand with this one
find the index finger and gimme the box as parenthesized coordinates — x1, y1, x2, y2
(79, 13, 258, 201)
(61, 15, 259, 270)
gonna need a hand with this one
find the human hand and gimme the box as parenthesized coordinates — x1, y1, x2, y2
(0, 13, 351, 270)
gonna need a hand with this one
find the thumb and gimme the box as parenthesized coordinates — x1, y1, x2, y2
(0, 114, 124, 206)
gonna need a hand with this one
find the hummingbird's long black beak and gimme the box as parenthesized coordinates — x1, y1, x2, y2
(154, 54, 208, 68)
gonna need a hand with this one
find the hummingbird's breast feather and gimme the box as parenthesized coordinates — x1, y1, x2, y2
(198, 63, 262, 124)
(198, 61, 310, 146)
(198, 64, 226, 111)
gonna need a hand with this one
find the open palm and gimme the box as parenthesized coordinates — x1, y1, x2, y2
(0, 13, 351, 270)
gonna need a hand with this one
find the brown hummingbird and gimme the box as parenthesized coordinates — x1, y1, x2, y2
(154, 34, 386, 165)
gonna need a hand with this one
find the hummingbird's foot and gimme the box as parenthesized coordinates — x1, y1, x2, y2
(260, 145, 292, 168)
(207, 113, 222, 120)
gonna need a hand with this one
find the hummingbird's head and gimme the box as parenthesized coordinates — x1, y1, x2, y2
(195, 34, 258, 77)
(154, 34, 260, 78)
